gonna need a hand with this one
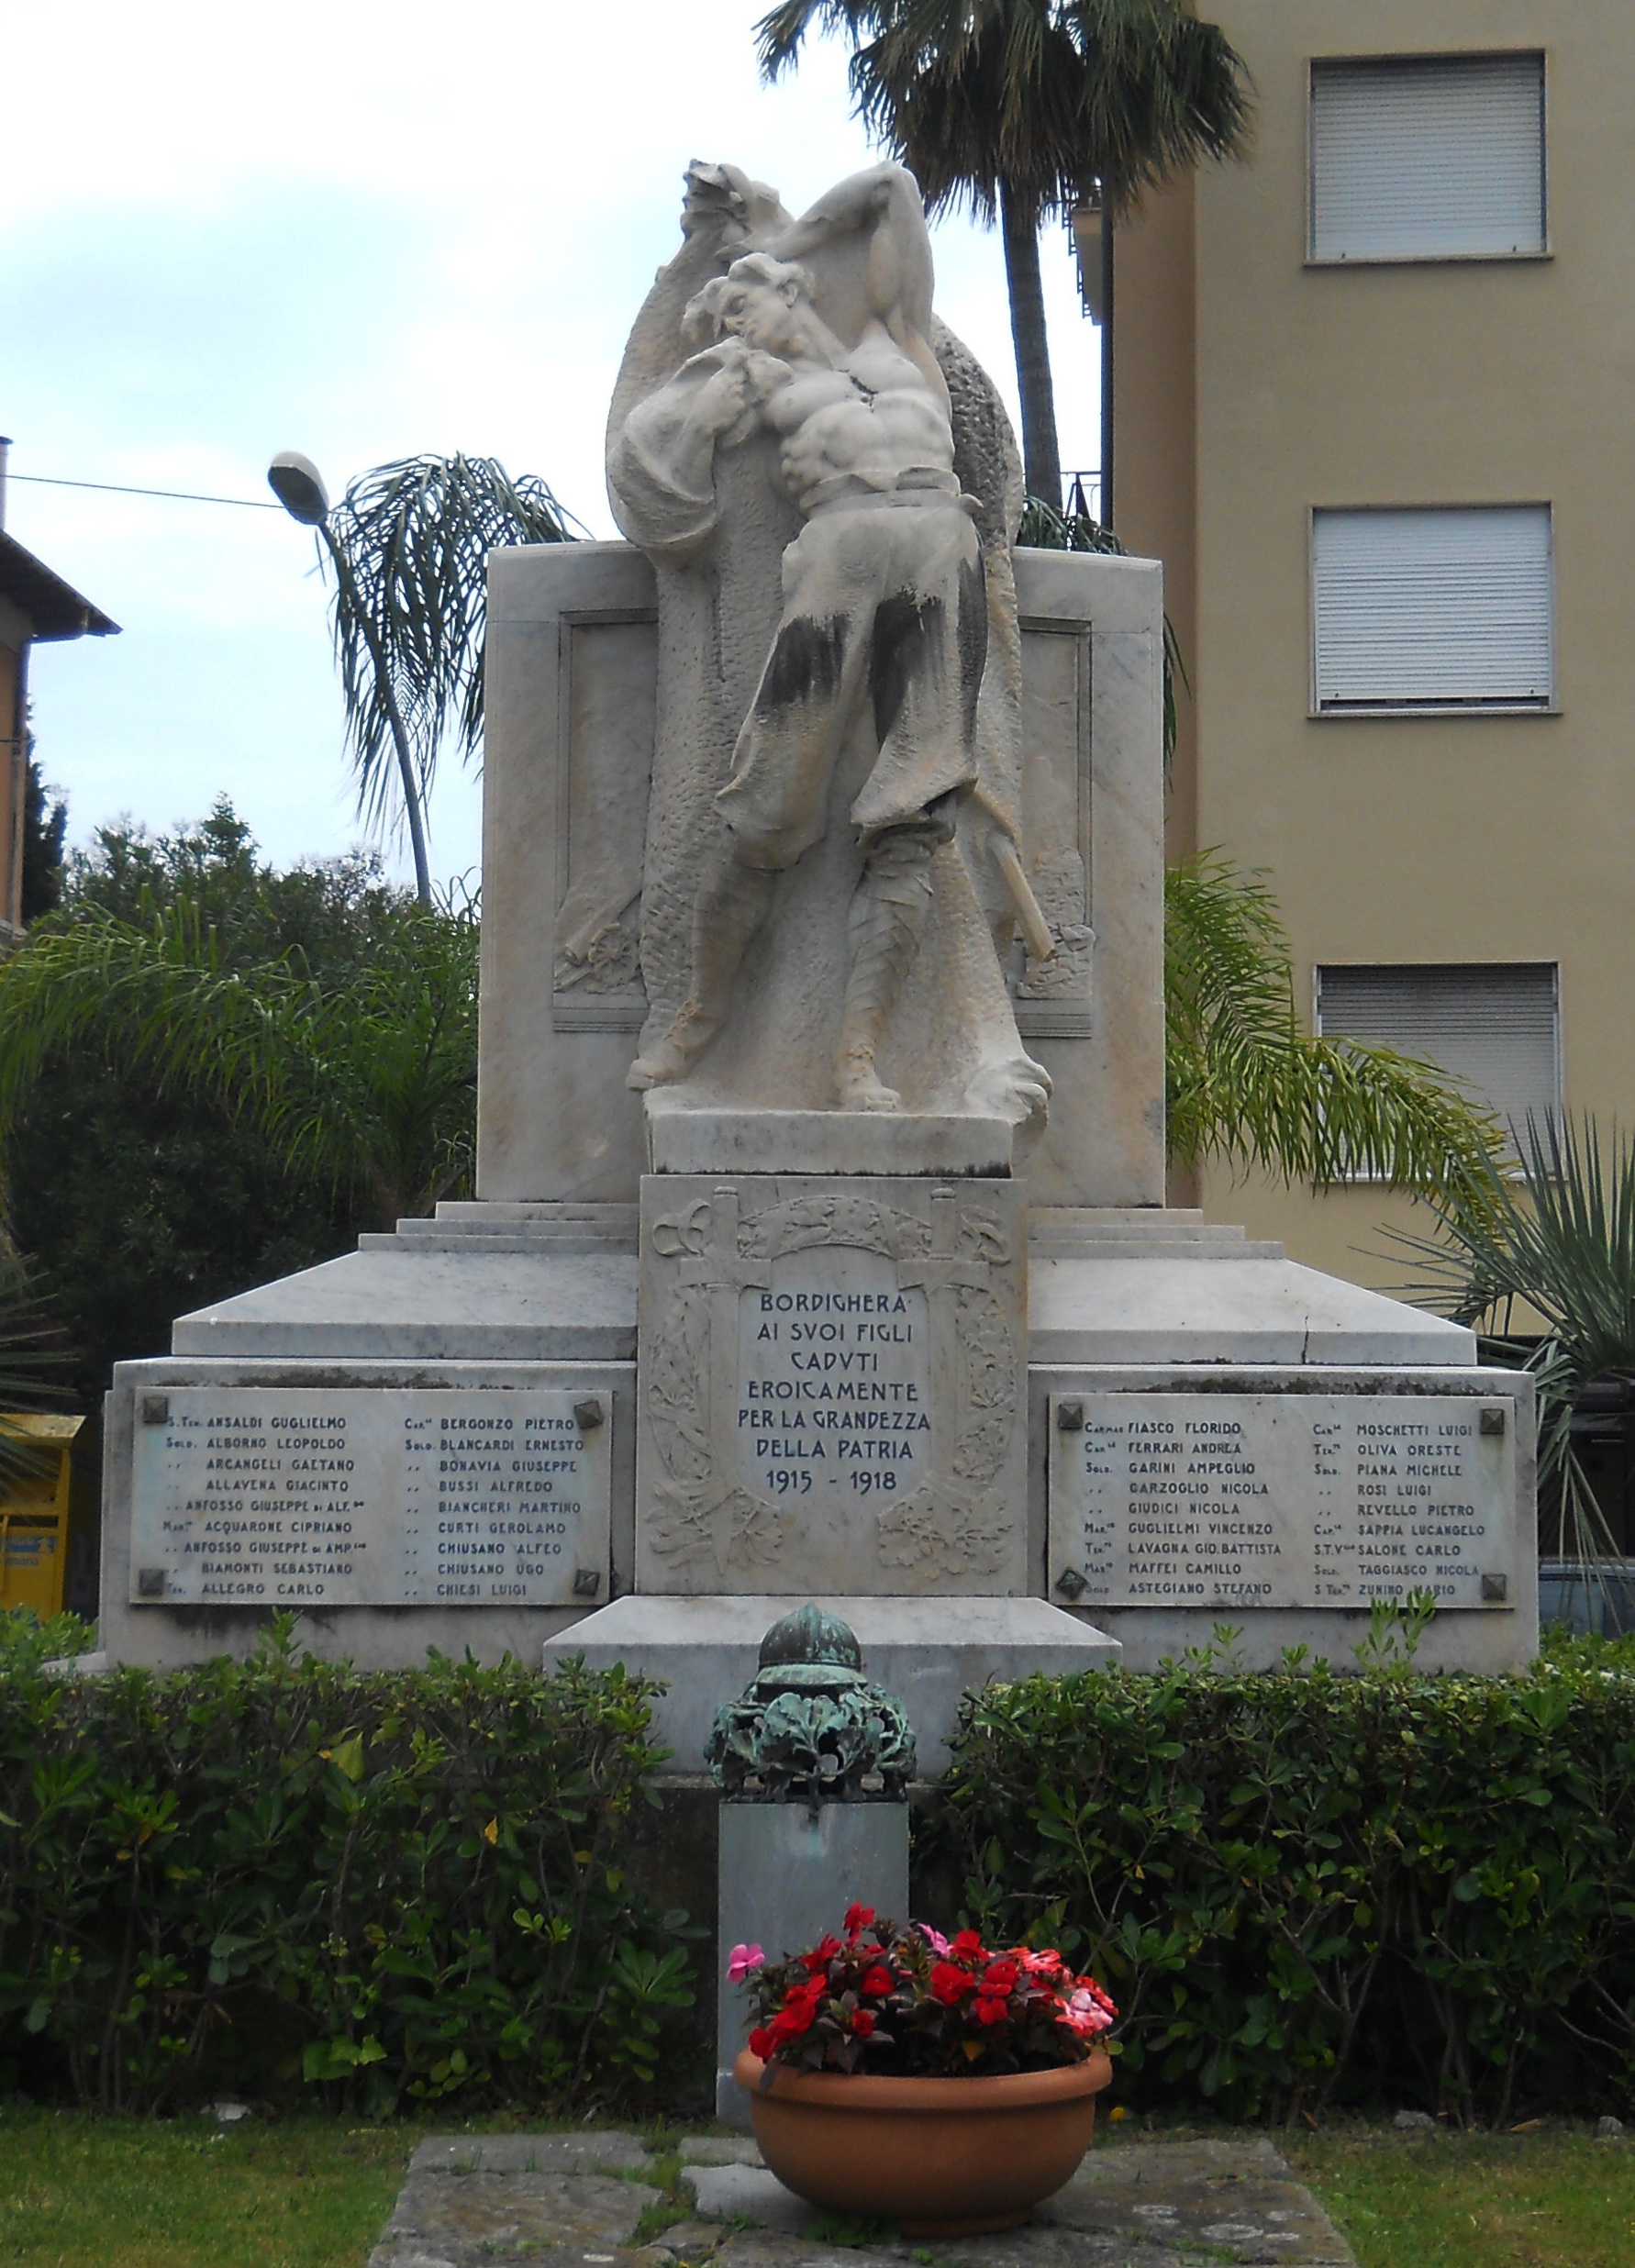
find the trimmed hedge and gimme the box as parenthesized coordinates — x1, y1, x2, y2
(923, 1638, 1635, 2125)
(0, 1634, 693, 2114)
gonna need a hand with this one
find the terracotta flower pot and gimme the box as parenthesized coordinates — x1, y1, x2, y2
(733, 2046, 1114, 2237)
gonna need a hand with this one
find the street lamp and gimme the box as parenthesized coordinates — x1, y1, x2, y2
(268, 450, 433, 906)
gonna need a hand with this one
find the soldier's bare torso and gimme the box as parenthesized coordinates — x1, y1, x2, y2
(755, 325, 956, 511)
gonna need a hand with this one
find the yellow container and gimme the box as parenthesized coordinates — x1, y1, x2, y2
(0, 1414, 83, 1621)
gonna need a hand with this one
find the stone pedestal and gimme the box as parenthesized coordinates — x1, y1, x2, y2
(637, 1167, 1029, 1596)
(715, 1801, 909, 2127)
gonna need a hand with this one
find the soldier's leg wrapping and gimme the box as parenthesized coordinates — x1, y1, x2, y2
(627, 828, 776, 1090)
(834, 822, 941, 1111)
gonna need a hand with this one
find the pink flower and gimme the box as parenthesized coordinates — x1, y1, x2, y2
(1062, 1985, 1115, 2038)
(726, 1941, 765, 1983)
(916, 1922, 951, 1957)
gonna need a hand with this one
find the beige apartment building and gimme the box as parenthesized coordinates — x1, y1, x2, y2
(1110, 1, 1633, 1297)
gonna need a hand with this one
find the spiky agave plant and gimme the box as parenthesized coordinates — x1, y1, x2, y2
(317, 454, 581, 904)
(1164, 854, 1505, 1208)
(1386, 1114, 1635, 1569)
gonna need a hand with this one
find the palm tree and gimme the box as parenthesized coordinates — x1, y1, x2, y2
(1164, 854, 1505, 1209)
(756, 0, 1252, 505)
(0, 894, 479, 1230)
(272, 452, 579, 906)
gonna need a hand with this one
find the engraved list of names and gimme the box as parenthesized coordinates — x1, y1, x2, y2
(1049, 1393, 1516, 1610)
(130, 1387, 611, 1606)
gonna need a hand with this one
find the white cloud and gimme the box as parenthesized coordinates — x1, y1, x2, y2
(8, 0, 1100, 886)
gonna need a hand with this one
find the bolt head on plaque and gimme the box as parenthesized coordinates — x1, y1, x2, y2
(706, 1603, 916, 1805)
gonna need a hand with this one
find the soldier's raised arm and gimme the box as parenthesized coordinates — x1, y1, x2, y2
(770, 163, 936, 365)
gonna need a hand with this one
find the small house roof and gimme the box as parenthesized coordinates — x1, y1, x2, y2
(0, 532, 118, 641)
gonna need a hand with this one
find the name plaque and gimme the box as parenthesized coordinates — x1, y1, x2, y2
(129, 1387, 612, 1607)
(1049, 1392, 1517, 1610)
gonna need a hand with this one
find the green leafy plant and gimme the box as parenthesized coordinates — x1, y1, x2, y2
(922, 1648, 1635, 2126)
(0, 1637, 692, 2114)
(0, 884, 477, 1232)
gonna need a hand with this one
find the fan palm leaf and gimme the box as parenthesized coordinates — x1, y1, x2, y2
(756, 0, 1251, 498)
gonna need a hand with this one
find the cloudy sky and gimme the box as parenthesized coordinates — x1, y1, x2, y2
(5, 0, 1102, 892)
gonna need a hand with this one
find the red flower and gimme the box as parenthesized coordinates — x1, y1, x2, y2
(951, 1929, 984, 1958)
(772, 1998, 818, 2041)
(802, 1935, 841, 1973)
(976, 1996, 1011, 2026)
(931, 1962, 975, 2004)
(851, 2008, 876, 2037)
(980, 1959, 1019, 1995)
(861, 1964, 894, 1997)
(748, 2026, 775, 2060)
(844, 1904, 876, 1940)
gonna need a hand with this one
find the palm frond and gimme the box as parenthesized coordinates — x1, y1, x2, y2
(1164, 854, 1505, 1206)
(757, 0, 1252, 220)
(0, 896, 478, 1230)
(321, 453, 581, 835)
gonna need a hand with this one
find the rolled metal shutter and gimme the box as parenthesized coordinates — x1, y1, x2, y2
(1312, 505, 1553, 711)
(1310, 53, 1546, 261)
(1317, 963, 1560, 1135)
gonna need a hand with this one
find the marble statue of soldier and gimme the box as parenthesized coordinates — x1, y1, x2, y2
(606, 161, 1053, 1128)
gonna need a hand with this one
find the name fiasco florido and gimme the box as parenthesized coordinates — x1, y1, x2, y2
(731, 1907, 1116, 2077)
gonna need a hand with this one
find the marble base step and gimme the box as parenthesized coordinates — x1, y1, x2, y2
(549, 1594, 1118, 1775)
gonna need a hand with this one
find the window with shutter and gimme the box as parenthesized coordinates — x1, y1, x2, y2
(1310, 52, 1546, 262)
(1317, 963, 1560, 1140)
(1311, 506, 1553, 714)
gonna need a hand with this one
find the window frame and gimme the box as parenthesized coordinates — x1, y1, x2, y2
(1307, 502, 1559, 721)
(1305, 48, 1552, 270)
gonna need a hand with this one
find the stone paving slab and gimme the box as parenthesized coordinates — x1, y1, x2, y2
(680, 2138, 768, 2166)
(409, 2132, 652, 2174)
(371, 2135, 1354, 2268)
(367, 2168, 659, 2268)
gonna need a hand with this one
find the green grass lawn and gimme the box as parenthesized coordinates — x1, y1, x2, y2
(0, 2114, 410, 2268)
(5, 2110, 1635, 2268)
(1285, 2124, 1635, 2268)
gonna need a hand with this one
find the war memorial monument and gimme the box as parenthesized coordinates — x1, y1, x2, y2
(97, 160, 1539, 1751)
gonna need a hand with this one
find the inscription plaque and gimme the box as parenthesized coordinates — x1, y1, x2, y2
(130, 1388, 612, 1607)
(638, 1174, 1029, 1595)
(1049, 1393, 1517, 1610)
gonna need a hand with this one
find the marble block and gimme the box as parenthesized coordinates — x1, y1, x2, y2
(645, 1095, 1014, 1178)
(716, 1801, 909, 2126)
(636, 1173, 1029, 1595)
(549, 1594, 1118, 1773)
(477, 544, 1165, 1208)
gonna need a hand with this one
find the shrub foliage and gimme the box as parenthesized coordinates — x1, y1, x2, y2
(927, 1647, 1635, 2126)
(0, 1637, 692, 2114)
